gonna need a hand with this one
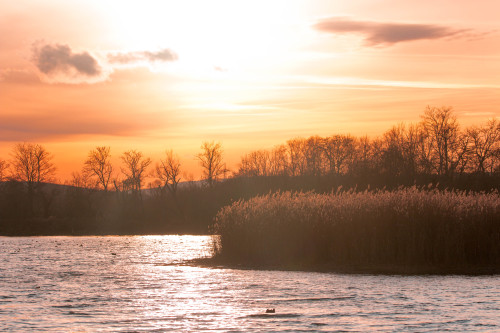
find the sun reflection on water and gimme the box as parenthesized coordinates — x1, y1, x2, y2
(1, 236, 499, 332)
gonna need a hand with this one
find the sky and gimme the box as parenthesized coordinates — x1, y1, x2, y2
(1, 0, 499, 182)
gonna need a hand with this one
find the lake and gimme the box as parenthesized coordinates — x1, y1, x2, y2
(1, 236, 499, 332)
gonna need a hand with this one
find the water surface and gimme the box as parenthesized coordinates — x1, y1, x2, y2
(1, 236, 498, 332)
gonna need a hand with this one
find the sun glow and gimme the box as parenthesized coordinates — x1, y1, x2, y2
(97, 1, 302, 76)
(2, 0, 500, 182)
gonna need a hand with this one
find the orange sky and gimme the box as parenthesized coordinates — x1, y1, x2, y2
(1, 0, 499, 182)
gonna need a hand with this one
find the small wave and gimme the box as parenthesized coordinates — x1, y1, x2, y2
(311, 313, 342, 318)
(286, 296, 354, 303)
(244, 313, 302, 319)
(190, 312, 220, 316)
(52, 303, 91, 309)
(311, 322, 328, 326)
(156, 315, 187, 321)
(445, 319, 471, 324)
(286, 297, 333, 302)
(474, 323, 498, 328)
(331, 295, 356, 300)
(67, 311, 92, 316)
(58, 271, 85, 278)
(0, 295, 15, 299)
(52, 305, 76, 309)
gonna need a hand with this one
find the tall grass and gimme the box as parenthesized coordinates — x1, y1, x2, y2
(212, 187, 500, 272)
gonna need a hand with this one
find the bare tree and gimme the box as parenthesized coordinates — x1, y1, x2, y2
(237, 153, 257, 177)
(237, 153, 253, 177)
(155, 150, 182, 195)
(121, 150, 152, 194)
(350, 136, 369, 176)
(84, 146, 113, 192)
(322, 134, 356, 175)
(69, 170, 95, 189)
(0, 159, 9, 181)
(10, 142, 56, 184)
(451, 132, 472, 175)
(287, 138, 307, 176)
(421, 106, 460, 175)
(197, 141, 226, 186)
(467, 119, 500, 173)
(379, 124, 422, 177)
(269, 144, 288, 176)
(237, 150, 271, 177)
(415, 123, 434, 175)
(304, 136, 324, 176)
(380, 125, 406, 176)
(253, 150, 271, 176)
(402, 123, 422, 176)
(10, 142, 56, 215)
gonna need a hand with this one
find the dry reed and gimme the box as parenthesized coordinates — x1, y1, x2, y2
(212, 187, 500, 272)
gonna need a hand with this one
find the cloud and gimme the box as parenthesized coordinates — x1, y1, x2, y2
(33, 43, 101, 76)
(108, 48, 178, 64)
(144, 49, 178, 62)
(0, 111, 176, 141)
(30, 43, 178, 84)
(0, 69, 41, 85)
(313, 18, 468, 46)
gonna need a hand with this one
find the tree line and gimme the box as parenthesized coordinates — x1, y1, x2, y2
(0, 106, 498, 235)
(236, 106, 499, 179)
(0, 140, 228, 234)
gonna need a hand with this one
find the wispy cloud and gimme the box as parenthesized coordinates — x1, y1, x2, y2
(0, 69, 41, 85)
(294, 75, 500, 89)
(313, 17, 469, 46)
(0, 111, 179, 141)
(108, 48, 178, 64)
(33, 43, 102, 79)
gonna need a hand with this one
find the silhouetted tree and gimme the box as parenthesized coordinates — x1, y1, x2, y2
(238, 150, 271, 177)
(380, 125, 406, 176)
(237, 153, 254, 177)
(287, 138, 307, 176)
(69, 171, 95, 189)
(197, 141, 226, 186)
(270, 144, 288, 176)
(238, 152, 258, 177)
(415, 124, 434, 174)
(451, 132, 472, 175)
(9, 142, 56, 215)
(380, 123, 427, 178)
(121, 150, 152, 196)
(84, 146, 113, 192)
(421, 106, 460, 176)
(322, 134, 356, 175)
(155, 150, 182, 196)
(350, 136, 375, 177)
(304, 136, 324, 176)
(0, 159, 9, 181)
(65, 171, 96, 219)
(467, 119, 500, 174)
(254, 150, 271, 176)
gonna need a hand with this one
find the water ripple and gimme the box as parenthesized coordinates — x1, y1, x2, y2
(1, 236, 499, 332)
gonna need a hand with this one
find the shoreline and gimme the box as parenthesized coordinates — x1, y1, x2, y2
(3, 233, 498, 275)
(188, 257, 500, 276)
(0, 232, 211, 237)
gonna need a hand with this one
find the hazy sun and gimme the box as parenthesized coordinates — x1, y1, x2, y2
(97, 0, 300, 77)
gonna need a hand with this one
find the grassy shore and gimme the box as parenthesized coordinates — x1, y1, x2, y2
(211, 187, 500, 274)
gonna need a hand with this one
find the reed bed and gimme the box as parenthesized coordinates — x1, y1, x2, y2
(212, 187, 500, 272)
